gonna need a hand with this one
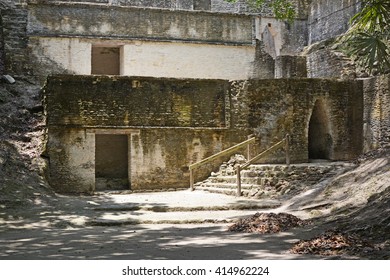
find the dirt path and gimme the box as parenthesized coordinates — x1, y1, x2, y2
(0, 190, 356, 260)
(1, 150, 389, 260)
(1, 222, 340, 260)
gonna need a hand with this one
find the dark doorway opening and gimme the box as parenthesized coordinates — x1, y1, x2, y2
(308, 99, 332, 160)
(95, 134, 129, 191)
(91, 46, 120, 75)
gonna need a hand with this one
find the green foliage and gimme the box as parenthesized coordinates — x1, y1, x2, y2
(338, 0, 390, 74)
(224, 0, 296, 22)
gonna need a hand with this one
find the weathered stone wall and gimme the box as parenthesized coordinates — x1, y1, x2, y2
(30, 37, 262, 80)
(129, 128, 244, 190)
(44, 75, 248, 192)
(27, 2, 253, 45)
(46, 125, 244, 192)
(46, 127, 95, 193)
(363, 74, 390, 152)
(230, 78, 363, 162)
(0, 0, 32, 76)
(304, 39, 356, 79)
(256, 17, 308, 58)
(308, 0, 360, 44)
(275, 55, 307, 78)
(305, 0, 362, 78)
(26, 1, 313, 81)
(44, 75, 363, 193)
(27, 1, 283, 80)
(0, 10, 4, 75)
(44, 75, 229, 128)
(30, 0, 310, 15)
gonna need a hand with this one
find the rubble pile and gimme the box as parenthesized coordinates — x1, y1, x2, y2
(218, 154, 247, 176)
(290, 230, 379, 256)
(228, 212, 308, 234)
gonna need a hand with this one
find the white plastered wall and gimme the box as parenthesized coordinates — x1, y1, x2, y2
(32, 37, 257, 79)
(33, 37, 91, 74)
(121, 41, 256, 80)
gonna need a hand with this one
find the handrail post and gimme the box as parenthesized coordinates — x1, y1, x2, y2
(285, 133, 290, 166)
(247, 134, 252, 160)
(188, 135, 256, 191)
(190, 169, 194, 191)
(236, 165, 242, 196)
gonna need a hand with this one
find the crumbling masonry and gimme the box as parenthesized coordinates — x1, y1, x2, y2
(0, 0, 388, 193)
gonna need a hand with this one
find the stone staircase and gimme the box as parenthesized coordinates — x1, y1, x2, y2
(195, 160, 354, 199)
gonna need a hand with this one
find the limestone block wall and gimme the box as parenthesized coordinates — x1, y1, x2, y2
(30, 37, 91, 75)
(45, 75, 230, 128)
(230, 78, 363, 162)
(0, 0, 32, 76)
(25, 1, 312, 81)
(26, 2, 282, 80)
(275, 55, 307, 78)
(27, 3, 253, 44)
(29, 36, 261, 80)
(304, 0, 362, 78)
(44, 75, 363, 193)
(44, 75, 248, 192)
(0, 10, 4, 74)
(31, 0, 310, 15)
(0, 0, 309, 80)
(44, 76, 230, 192)
(129, 128, 243, 190)
(308, 0, 360, 44)
(304, 40, 356, 79)
(46, 127, 95, 193)
(363, 74, 390, 151)
(121, 41, 258, 79)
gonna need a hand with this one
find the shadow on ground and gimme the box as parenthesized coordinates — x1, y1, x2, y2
(0, 222, 339, 260)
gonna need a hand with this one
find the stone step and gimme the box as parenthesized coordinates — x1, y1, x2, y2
(207, 175, 264, 185)
(87, 210, 259, 226)
(198, 182, 260, 190)
(196, 186, 249, 196)
(196, 185, 279, 199)
(196, 161, 355, 198)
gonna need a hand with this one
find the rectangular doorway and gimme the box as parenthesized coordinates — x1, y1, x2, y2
(91, 46, 120, 75)
(95, 134, 129, 191)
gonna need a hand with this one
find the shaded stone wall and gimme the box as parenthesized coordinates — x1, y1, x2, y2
(0, 10, 4, 75)
(0, 0, 32, 76)
(363, 74, 390, 151)
(308, 0, 360, 44)
(304, 39, 356, 79)
(275, 55, 307, 78)
(44, 75, 363, 193)
(305, 0, 361, 79)
(230, 78, 363, 162)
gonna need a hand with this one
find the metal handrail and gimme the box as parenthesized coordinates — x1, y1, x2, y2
(189, 135, 256, 191)
(235, 134, 290, 196)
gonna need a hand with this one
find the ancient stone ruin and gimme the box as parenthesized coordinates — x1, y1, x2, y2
(1, 0, 389, 193)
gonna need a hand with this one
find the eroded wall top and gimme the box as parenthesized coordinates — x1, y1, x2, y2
(27, 1, 254, 45)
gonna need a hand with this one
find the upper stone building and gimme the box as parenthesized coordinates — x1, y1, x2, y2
(2, 0, 361, 81)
